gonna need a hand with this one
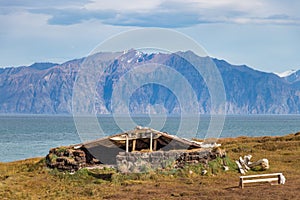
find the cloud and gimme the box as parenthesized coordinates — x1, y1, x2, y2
(30, 7, 220, 28)
(231, 15, 300, 26)
(0, 0, 90, 8)
(30, 8, 115, 25)
(1, 1, 299, 72)
(84, 0, 162, 11)
(1, 0, 299, 27)
(266, 14, 290, 20)
(102, 11, 218, 28)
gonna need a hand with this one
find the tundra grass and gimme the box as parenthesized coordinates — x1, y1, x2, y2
(0, 133, 299, 200)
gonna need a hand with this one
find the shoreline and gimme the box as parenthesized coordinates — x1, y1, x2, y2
(1, 132, 299, 164)
(1, 132, 299, 199)
(1, 115, 300, 162)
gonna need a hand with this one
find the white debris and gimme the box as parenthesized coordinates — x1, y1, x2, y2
(201, 169, 207, 175)
(244, 155, 252, 165)
(73, 145, 82, 149)
(236, 155, 269, 174)
(223, 166, 229, 171)
(200, 143, 221, 148)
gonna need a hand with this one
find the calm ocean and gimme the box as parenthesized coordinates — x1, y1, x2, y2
(0, 115, 299, 162)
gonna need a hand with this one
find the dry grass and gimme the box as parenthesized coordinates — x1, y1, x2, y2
(1, 133, 300, 200)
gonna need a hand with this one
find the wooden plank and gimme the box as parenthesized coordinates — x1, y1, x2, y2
(110, 134, 160, 140)
(236, 161, 245, 175)
(243, 177, 279, 183)
(240, 173, 282, 178)
(239, 173, 284, 188)
(126, 136, 129, 152)
(127, 132, 161, 139)
(150, 132, 153, 152)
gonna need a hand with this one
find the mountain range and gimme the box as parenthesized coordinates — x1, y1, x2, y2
(0, 49, 299, 114)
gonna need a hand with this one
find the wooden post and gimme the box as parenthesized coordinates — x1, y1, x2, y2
(278, 174, 281, 185)
(150, 132, 153, 152)
(153, 139, 157, 151)
(126, 135, 129, 153)
(132, 139, 136, 152)
(239, 177, 243, 188)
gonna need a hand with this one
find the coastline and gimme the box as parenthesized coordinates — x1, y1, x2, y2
(1, 115, 300, 162)
(1, 132, 299, 199)
(1, 132, 299, 164)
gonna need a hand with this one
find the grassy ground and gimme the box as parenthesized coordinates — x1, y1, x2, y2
(0, 133, 299, 200)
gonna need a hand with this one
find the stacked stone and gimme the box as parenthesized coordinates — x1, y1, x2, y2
(174, 150, 213, 168)
(116, 150, 217, 173)
(116, 151, 184, 173)
(46, 147, 88, 171)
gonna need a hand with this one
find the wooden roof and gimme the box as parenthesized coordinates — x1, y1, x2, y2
(82, 126, 202, 150)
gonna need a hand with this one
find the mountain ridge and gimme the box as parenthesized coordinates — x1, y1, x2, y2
(0, 50, 299, 114)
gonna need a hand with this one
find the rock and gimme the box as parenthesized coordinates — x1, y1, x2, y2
(116, 148, 227, 173)
(46, 145, 98, 172)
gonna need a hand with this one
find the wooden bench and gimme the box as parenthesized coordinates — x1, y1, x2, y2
(239, 173, 284, 188)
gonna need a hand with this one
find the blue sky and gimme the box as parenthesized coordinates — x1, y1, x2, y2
(0, 0, 299, 73)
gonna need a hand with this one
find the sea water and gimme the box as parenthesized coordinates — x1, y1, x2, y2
(0, 115, 299, 162)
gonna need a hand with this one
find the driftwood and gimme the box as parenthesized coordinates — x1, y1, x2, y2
(248, 158, 269, 170)
(235, 160, 245, 174)
(236, 155, 269, 174)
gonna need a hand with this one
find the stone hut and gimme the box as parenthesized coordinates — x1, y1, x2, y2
(46, 126, 223, 173)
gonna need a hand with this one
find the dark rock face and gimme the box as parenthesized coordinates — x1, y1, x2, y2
(214, 59, 300, 114)
(0, 60, 79, 114)
(0, 50, 299, 114)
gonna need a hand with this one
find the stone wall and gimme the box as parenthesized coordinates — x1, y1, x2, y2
(46, 145, 226, 173)
(46, 146, 99, 171)
(116, 148, 222, 173)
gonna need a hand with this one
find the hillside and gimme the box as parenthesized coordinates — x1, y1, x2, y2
(0, 50, 299, 114)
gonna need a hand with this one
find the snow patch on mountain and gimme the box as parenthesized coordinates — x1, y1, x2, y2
(275, 70, 297, 77)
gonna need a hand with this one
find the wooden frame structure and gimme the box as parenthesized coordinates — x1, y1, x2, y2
(80, 126, 203, 164)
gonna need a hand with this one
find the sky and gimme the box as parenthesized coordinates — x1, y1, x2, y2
(0, 0, 299, 73)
